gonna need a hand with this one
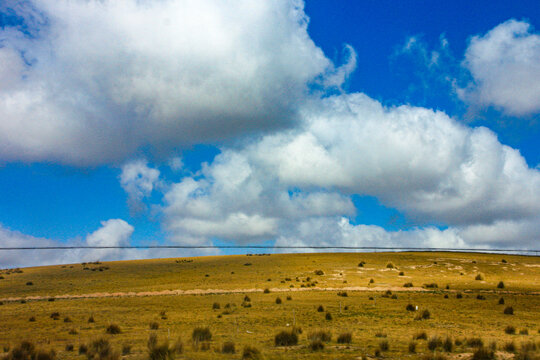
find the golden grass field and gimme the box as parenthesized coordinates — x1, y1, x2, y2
(0, 252, 539, 359)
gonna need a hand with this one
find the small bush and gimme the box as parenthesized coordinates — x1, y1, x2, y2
(505, 325, 516, 334)
(121, 345, 131, 355)
(477, 295, 486, 300)
(471, 347, 495, 360)
(424, 283, 438, 288)
(443, 337, 453, 352)
(337, 332, 352, 344)
(428, 337, 443, 351)
(386, 262, 395, 269)
(457, 292, 463, 299)
(415, 309, 431, 320)
(263, 288, 270, 294)
(503, 341, 516, 352)
(69, 328, 78, 335)
(369, 278, 374, 284)
(286, 295, 292, 301)
(374, 349, 381, 357)
(455, 338, 463, 346)
(317, 305, 324, 312)
(337, 291, 347, 297)
(314, 270, 324, 275)
(48, 298, 55, 302)
(467, 338, 484, 348)
(87, 338, 118, 360)
(475, 274, 484, 281)
(375, 332, 387, 338)
(26, 281, 33, 286)
(409, 341, 416, 353)
(519, 329, 528, 335)
(29, 316, 36, 322)
(444, 294, 449, 299)
(88, 315, 95, 323)
(212, 302, 220, 309)
(244, 295, 251, 302)
(65, 344, 74, 352)
(308, 330, 331, 342)
(64, 316, 72, 322)
(5, 341, 56, 360)
(379, 340, 389, 351)
(147, 334, 175, 360)
(520, 341, 537, 352)
(403, 282, 414, 288)
(275, 297, 282, 304)
(222, 341, 235, 354)
(106, 324, 121, 334)
(274, 330, 298, 346)
(309, 339, 324, 351)
(497, 281, 505, 289)
(192, 327, 212, 342)
(399, 271, 404, 276)
(325, 312, 332, 320)
(78, 344, 88, 355)
(504, 306, 514, 315)
(149, 322, 159, 330)
(241, 346, 262, 360)
(414, 331, 427, 340)
(499, 297, 505, 305)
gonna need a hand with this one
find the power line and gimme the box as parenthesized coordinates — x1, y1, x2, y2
(0, 245, 538, 254)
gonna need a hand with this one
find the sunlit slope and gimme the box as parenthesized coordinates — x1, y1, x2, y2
(1, 252, 539, 299)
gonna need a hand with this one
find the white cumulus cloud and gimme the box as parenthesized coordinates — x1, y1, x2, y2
(0, 0, 339, 165)
(459, 19, 540, 116)
(120, 159, 160, 213)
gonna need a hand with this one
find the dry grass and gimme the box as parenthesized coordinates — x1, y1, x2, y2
(0, 252, 539, 359)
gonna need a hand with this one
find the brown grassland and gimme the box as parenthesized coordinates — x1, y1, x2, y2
(0, 252, 539, 359)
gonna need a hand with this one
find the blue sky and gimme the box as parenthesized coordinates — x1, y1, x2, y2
(0, 0, 539, 267)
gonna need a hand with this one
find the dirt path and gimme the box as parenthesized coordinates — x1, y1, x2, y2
(2, 286, 538, 303)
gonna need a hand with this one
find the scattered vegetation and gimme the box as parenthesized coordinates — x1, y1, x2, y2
(241, 346, 262, 360)
(505, 325, 516, 334)
(105, 324, 121, 334)
(497, 281, 505, 288)
(192, 327, 212, 343)
(504, 306, 514, 315)
(222, 341, 236, 354)
(337, 332, 352, 344)
(274, 330, 298, 346)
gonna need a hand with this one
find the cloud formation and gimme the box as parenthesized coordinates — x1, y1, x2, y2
(162, 92, 540, 249)
(120, 159, 160, 213)
(459, 20, 540, 116)
(0, 0, 342, 165)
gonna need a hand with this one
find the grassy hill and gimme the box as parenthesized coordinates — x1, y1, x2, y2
(0, 252, 539, 359)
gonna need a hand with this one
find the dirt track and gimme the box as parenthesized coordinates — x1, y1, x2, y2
(2, 286, 537, 303)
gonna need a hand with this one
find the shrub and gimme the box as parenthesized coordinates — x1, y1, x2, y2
(79, 344, 88, 355)
(399, 271, 404, 276)
(455, 338, 463, 346)
(308, 330, 331, 342)
(409, 341, 416, 353)
(121, 345, 131, 355)
(314, 270, 324, 275)
(337, 332, 352, 344)
(241, 346, 262, 360)
(428, 337, 442, 351)
(69, 328, 78, 335)
(369, 278, 374, 284)
(48, 298, 55, 302)
(309, 339, 324, 351)
(503, 341, 516, 352)
(497, 281, 505, 289)
(475, 274, 484, 281)
(325, 312, 332, 320)
(504, 306, 514, 315)
(519, 329, 528, 335)
(467, 338, 484, 348)
(222, 341, 235, 354)
(87, 338, 118, 360)
(471, 347, 495, 360)
(457, 292, 463, 299)
(244, 295, 251, 302)
(505, 325, 516, 334)
(520, 341, 537, 352)
(317, 305, 324, 312)
(414, 331, 427, 340)
(106, 324, 121, 334)
(337, 291, 348, 297)
(29, 316, 36, 322)
(149, 322, 159, 330)
(477, 295, 486, 300)
(147, 334, 175, 360)
(286, 295, 292, 301)
(5, 341, 56, 360)
(403, 282, 414, 288)
(424, 283, 438, 288)
(444, 294, 449, 299)
(386, 262, 395, 268)
(415, 309, 431, 320)
(443, 337, 453, 352)
(263, 288, 270, 294)
(374, 349, 381, 357)
(26, 281, 33, 286)
(88, 315, 95, 323)
(65, 344, 74, 352)
(358, 261, 365, 267)
(499, 297, 505, 305)
(64, 316, 72, 322)
(274, 330, 298, 346)
(379, 340, 389, 351)
(192, 327, 212, 342)
(275, 297, 282, 304)
(212, 302, 220, 309)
